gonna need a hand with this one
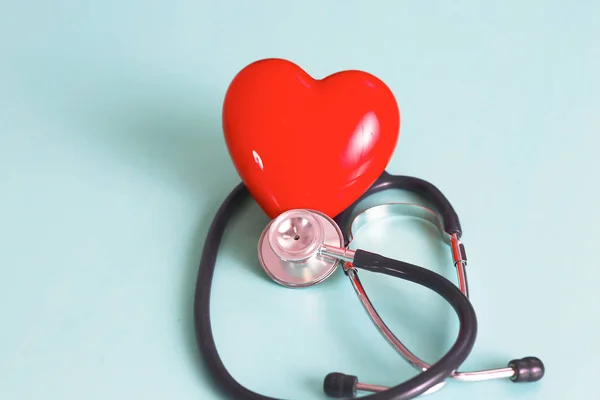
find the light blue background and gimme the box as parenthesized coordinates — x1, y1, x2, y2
(1, 1, 599, 399)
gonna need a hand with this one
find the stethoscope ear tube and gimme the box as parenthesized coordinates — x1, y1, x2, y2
(334, 171, 463, 245)
(322, 249, 478, 399)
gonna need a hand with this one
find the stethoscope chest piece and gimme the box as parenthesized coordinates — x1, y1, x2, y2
(258, 209, 344, 287)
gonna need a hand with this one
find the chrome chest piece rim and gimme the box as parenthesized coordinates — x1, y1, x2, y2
(258, 209, 345, 288)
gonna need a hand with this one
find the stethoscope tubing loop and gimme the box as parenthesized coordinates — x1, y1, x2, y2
(338, 249, 478, 399)
(194, 183, 478, 400)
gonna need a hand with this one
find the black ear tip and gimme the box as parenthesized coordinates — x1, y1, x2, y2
(509, 356, 545, 382)
(323, 372, 358, 398)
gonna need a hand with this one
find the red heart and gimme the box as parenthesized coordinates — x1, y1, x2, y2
(222, 58, 400, 219)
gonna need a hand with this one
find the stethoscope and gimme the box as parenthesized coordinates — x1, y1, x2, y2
(193, 170, 545, 399)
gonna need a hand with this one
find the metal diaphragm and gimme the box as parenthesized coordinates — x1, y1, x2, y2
(258, 209, 345, 287)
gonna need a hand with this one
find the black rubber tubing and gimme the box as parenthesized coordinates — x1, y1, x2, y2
(193, 182, 478, 400)
(334, 171, 463, 245)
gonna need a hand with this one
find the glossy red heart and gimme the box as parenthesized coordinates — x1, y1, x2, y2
(222, 58, 400, 219)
